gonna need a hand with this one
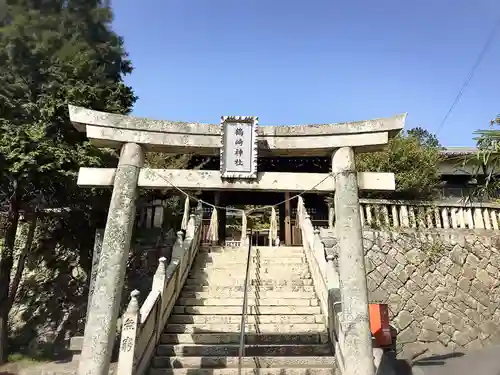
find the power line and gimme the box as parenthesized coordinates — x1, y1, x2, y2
(436, 16, 500, 135)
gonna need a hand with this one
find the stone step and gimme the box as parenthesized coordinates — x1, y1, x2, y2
(160, 332, 328, 345)
(192, 260, 306, 266)
(164, 323, 326, 333)
(156, 343, 332, 357)
(176, 298, 319, 307)
(193, 257, 307, 265)
(184, 278, 313, 286)
(149, 368, 336, 375)
(187, 273, 311, 280)
(199, 246, 304, 254)
(190, 270, 311, 279)
(179, 291, 318, 299)
(195, 251, 305, 259)
(168, 314, 325, 325)
(189, 265, 310, 274)
(172, 305, 322, 315)
(182, 285, 316, 293)
(152, 355, 335, 369)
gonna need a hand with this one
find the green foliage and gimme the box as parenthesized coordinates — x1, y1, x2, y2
(144, 153, 193, 169)
(474, 117, 500, 200)
(0, 0, 134, 203)
(406, 127, 441, 149)
(228, 206, 271, 231)
(356, 128, 443, 200)
(0, 0, 135, 361)
(421, 238, 449, 266)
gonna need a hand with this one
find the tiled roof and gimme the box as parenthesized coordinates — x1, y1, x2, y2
(440, 147, 478, 156)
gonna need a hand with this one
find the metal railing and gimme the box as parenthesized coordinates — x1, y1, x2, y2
(238, 229, 253, 375)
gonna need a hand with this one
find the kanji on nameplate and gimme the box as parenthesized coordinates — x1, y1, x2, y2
(220, 116, 258, 179)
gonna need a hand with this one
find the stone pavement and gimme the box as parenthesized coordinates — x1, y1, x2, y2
(411, 345, 500, 375)
(0, 360, 116, 375)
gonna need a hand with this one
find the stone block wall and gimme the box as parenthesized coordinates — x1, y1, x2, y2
(363, 230, 500, 359)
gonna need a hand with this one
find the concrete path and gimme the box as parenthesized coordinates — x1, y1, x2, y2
(411, 345, 500, 375)
(0, 360, 116, 375)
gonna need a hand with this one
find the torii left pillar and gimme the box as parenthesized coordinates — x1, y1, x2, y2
(77, 143, 144, 375)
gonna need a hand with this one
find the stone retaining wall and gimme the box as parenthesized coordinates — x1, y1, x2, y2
(364, 230, 500, 359)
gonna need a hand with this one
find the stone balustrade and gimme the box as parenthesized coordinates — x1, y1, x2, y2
(357, 199, 500, 230)
(299, 197, 395, 375)
(296, 197, 344, 372)
(116, 201, 203, 375)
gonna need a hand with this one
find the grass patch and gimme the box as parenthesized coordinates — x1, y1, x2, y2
(8, 352, 49, 363)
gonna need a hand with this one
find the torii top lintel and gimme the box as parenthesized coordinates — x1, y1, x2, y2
(68, 105, 406, 157)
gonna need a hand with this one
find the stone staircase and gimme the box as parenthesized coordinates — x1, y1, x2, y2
(149, 245, 336, 374)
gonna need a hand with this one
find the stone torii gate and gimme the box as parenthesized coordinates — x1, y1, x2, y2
(68, 105, 405, 375)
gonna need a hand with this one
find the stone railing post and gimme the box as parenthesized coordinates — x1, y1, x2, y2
(313, 229, 326, 275)
(321, 234, 340, 289)
(152, 257, 167, 339)
(451, 208, 458, 228)
(240, 210, 248, 247)
(152, 257, 167, 293)
(117, 290, 140, 375)
(327, 198, 335, 229)
(381, 205, 390, 226)
(365, 205, 373, 227)
(400, 205, 409, 227)
(171, 231, 185, 291)
(441, 207, 450, 228)
(332, 147, 375, 375)
(466, 208, 474, 228)
(391, 205, 399, 227)
(303, 213, 314, 248)
(77, 143, 143, 375)
(491, 210, 499, 229)
(433, 207, 441, 228)
(483, 208, 492, 229)
(171, 231, 185, 260)
(184, 215, 196, 263)
(473, 208, 484, 229)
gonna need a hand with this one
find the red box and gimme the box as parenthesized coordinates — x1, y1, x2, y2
(369, 303, 392, 347)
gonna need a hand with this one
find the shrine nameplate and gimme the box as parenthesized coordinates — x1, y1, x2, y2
(220, 116, 258, 179)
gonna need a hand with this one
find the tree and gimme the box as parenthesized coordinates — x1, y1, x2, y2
(473, 116, 500, 199)
(356, 128, 443, 200)
(0, 0, 135, 363)
(407, 127, 441, 149)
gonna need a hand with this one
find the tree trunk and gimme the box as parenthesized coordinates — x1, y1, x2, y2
(0, 185, 20, 365)
(7, 214, 37, 310)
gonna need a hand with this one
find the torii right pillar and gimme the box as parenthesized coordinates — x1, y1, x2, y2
(332, 147, 375, 375)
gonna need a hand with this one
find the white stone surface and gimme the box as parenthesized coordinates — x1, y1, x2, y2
(77, 168, 395, 192)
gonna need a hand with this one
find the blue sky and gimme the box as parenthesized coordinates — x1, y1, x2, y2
(112, 0, 500, 147)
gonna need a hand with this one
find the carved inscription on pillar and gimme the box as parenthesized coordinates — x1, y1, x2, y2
(220, 116, 258, 179)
